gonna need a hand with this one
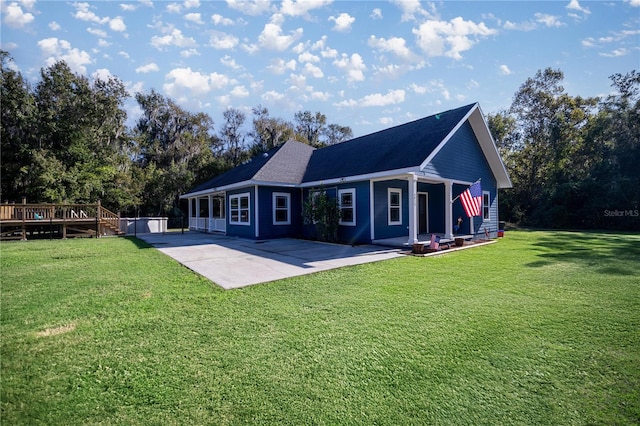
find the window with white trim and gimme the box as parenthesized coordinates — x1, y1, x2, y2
(483, 191, 490, 221)
(229, 193, 250, 225)
(388, 188, 402, 225)
(338, 188, 356, 226)
(273, 192, 291, 225)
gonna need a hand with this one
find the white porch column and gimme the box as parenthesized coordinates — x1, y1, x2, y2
(408, 174, 418, 245)
(207, 194, 213, 232)
(444, 180, 453, 239)
(188, 197, 193, 227)
(195, 197, 200, 230)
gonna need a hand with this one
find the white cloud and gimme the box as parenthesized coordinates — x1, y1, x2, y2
(329, 13, 355, 32)
(49, 21, 61, 31)
(267, 58, 297, 74)
(409, 83, 428, 94)
(212, 13, 234, 25)
(136, 63, 160, 73)
(184, 0, 200, 8)
(335, 89, 405, 108)
(163, 67, 231, 98)
(333, 53, 366, 82)
(37, 38, 93, 74)
(303, 62, 323, 78)
(180, 48, 200, 57)
(503, 20, 537, 32)
(390, 0, 434, 22)
(379, 117, 393, 125)
(184, 13, 203, 24)
(258, 13, 303, 51)
(600, 48, 629, 57)
(87, 27, 108, 38)
(98, 39, 111, 47)
(370, 8, 382, 20)
(499, 64, 512, 75)
(209, 31, 239, 49)
(534, 13, 564, 28)
(118, 50, 130, 59)
(109, 16, 127, 32)
(298, 51, 320, 63)
(230, 85, 249, 97)
(280, 0, 332, 17)
(92, 68, 113, 81)
(151, 28, 197, 50)
(226, 0, 272, 16)
(368, 35, 419, 62)
(120, 4, 137, 11)
(3, 2, 35, 28)
(221, 55, 242, 69)
(166, 3, 182, 13)
(567, 0, 590, 15)
(73, 2, 109, 24)
(627, 0, 640, 6)
(413, 17, 497, 60)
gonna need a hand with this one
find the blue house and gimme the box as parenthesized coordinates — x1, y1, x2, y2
(181, 103, 512, 245)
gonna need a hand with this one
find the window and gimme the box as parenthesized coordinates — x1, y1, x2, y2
(229, 193, 250, 225)
(273, 192, 291, 225)
(339, 189, 356, 226)
(483, 191, 490, 221)
(388, 188, 402, 225)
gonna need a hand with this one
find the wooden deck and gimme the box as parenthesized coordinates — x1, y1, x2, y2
(0, 201, 123, 241)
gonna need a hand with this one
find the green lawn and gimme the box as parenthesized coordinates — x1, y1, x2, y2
(1, 231, 639, 425)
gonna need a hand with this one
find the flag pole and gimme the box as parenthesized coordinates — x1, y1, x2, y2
(450, 178, 481, 203)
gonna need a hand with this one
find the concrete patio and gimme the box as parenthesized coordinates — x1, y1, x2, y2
(136, 232, 403, 289)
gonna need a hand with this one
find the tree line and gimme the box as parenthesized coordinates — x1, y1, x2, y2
(488, 68, 639, 231)
(1, 50, 638, 230)
(0, 51, 352, 221)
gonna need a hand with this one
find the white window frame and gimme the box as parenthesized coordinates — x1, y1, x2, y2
(388, 188, 402, 226)
(273, 192, 291, 225)
(483, 191, 490, 221)
(229, 193, 250, 226)
(338, 188, 356, 226)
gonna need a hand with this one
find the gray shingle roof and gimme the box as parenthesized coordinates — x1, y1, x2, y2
(302, 103, 475, 183)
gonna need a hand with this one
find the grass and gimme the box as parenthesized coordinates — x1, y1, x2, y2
(1, 230, 639, 425)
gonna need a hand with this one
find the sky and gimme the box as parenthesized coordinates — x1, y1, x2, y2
(1, 0, 639, 138)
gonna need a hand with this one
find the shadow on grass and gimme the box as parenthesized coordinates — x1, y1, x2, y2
(123, 236, 154, 250)
(525, 230, 640, 277)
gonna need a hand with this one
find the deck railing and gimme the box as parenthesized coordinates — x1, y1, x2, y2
(0, 200, 122, 240)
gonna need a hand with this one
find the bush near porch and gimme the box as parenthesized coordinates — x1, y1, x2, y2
(1, 231, 639, 424)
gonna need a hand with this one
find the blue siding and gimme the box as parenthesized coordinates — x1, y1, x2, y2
(336, 181, 371, 244)
(373, 179, 409, 239)
(257, 186, 303, 239)
(226, 187, 256, 238)
(425, 121, 499, 237)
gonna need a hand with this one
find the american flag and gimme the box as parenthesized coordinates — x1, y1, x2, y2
(460, 181, 482, 217)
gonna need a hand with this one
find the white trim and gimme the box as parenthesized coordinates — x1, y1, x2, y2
(229, 192, 251, 226)
(482, 190, 491, 221)
(388, 188, 402, 226)
(273, 192, 291, 225)
(369, 180, 375, 241)
(255, 186, 259, 237)
(338, 188, 356, 226)
(444, 180, 453, 239)
(301, 167, 419, 188)
(408, 176, 418, 244)
(181, 180, 299, 199)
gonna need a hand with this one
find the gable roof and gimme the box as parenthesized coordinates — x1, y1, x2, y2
(302, 103, 476, 183)
(183, 140, 314, 197)
(182, 102, 511, 198)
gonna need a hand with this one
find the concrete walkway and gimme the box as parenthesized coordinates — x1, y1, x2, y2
(137, 232, 403, 289)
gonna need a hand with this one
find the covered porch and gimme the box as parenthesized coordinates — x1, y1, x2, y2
(372, 233, 475, 248)
(188, 192, 226, 233)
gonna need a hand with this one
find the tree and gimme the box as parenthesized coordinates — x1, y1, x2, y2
(134, 90, 217, 215)
(302, 190, 341, 242)
(248, 105, 294, 155)
(218, 107, 248, 167)
(294, 110, 327, 147)
(0, 51, 36, 201)
(324, 123, 353, 145)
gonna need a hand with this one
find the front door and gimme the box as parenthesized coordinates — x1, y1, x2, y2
(418, 193, 428, 234)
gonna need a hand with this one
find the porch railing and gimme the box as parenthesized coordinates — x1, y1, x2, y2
(189, 217, 226, 233)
